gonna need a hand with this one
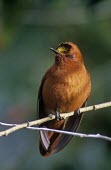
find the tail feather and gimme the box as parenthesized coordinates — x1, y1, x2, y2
(53, 112, 83, 154)
(39, 112, 83, 157)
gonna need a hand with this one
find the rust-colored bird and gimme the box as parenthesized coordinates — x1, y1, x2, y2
(37, 42, 91, 157)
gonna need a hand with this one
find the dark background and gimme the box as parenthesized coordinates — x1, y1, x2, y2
(0, 0, 111, 169)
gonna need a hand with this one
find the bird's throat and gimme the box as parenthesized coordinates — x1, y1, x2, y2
(55, 55, 67, 66)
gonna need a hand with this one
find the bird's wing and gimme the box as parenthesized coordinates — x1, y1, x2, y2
(37, 69, 50, 119)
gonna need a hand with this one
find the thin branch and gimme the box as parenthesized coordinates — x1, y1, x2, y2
(0, 101, 111, 139)
(1, 122, 111, 142)
(27, 127, 111, 142)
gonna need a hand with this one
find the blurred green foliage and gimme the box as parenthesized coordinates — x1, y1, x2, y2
(0, 0, 111, 169)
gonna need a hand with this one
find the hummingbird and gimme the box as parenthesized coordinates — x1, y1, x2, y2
(37, 42, 91, 157)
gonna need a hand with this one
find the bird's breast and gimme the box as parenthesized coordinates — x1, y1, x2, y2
(42, 64, 91, 115)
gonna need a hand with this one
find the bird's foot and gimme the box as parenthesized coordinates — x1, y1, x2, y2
(76, 109, 81, 115)
(55, 111, 63, 121)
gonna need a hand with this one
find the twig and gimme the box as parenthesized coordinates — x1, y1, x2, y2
(0, 122, 111, 142)
(0, 101, 111, 139)
(27, 127, 111, 142)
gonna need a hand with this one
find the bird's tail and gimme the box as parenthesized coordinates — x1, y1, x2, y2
(39, 112, 83, 157)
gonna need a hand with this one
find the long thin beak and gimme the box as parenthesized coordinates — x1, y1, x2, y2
(50, 48, 60, 55)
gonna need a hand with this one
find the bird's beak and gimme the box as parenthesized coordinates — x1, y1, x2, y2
(50, 48, 60, 55)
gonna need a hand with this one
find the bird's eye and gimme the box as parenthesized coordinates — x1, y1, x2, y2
(69, 54, 74, 58)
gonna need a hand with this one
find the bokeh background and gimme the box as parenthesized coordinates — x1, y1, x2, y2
(0, 0, 111, 169)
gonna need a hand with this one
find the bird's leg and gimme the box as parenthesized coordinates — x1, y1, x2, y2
(55, 111, 62, 121)
(76, 109, 81, 115)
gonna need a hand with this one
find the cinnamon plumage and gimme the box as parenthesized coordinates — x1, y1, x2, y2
(37, 42, 91, 157)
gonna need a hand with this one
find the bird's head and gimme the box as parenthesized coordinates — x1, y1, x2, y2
(50, 42, 84, 64)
